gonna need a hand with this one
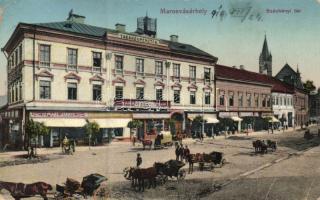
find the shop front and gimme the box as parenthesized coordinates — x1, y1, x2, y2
(219, 112, 242, 133)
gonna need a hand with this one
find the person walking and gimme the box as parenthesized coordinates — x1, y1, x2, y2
(136, 153, 142, 168)
(179, 145, 185, 161)
(184, 145, 190, 162)
(175, 145, 180, 161)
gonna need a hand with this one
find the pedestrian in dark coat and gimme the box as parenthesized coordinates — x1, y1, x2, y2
(136, 153, 142, 167)
(175, 145, 180, 161)
(179, 145, 185, 161)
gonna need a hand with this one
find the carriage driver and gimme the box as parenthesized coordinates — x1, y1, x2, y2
(136, 153, 142, 168)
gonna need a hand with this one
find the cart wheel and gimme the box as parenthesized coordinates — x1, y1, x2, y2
(177, 169, 186, 180)
(93, 182, 110, 200)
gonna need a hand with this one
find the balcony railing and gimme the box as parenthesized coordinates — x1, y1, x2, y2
(114, 99, 171, 109)
(67, 65, 77, 71)
(39, 61, 50, 68)
(92, 66, 102, 73)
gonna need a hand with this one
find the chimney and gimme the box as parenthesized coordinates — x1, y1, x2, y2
(170, 35, 178, 43)
(115, 23, 126, 32)
(67, 9, 85, 24)
(239, 65, 245, 70)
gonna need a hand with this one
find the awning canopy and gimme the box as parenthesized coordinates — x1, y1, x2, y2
(33, 118, 87, 127)
(231, 116, 243, 122)
(269, 116, 280, 123)
(89, 118, 131, 128)
(205, 117, 219, 124)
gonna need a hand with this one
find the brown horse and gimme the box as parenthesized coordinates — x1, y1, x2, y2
(0, 181, 52, 200)
(124, 167, 157, 192)
(186, 153, 205, 174)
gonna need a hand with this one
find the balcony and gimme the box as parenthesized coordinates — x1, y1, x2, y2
(114, 99, 171, 110)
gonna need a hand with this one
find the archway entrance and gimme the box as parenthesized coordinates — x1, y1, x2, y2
(171, 112, 184, 135)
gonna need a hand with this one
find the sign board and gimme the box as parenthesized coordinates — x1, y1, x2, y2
(30, 112, 88, 118)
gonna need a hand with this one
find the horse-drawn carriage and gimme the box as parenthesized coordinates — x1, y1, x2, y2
(153, 160, 186, 181)
(187, 151, 226, 173)
(252, 140, 277, 154)
(139, 131, 173, 150)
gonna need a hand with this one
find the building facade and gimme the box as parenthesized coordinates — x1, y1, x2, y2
(215, 65, 273, 132)
(275, 64, 309, 126)
(309, 89, 320, 123)
(0, 12, 218, 148)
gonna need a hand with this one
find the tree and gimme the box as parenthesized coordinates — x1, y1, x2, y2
(84, 121, 100, 148)
(127, 120, 143, 139)
(166, 119, 176, 136)
(303, 80, 316, 93)
(25, 119, 49, 158)
(191, 116, 206, 137)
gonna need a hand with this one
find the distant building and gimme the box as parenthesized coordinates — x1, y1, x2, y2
(275, 63, 309, 126)
(309, 89, 320, 123)
(259, 35, 272, 76)
(0, 95, 7, 107)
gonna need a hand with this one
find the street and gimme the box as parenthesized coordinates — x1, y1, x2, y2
(1, 126, 320, 200)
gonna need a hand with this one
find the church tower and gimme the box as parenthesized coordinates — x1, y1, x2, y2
(259, 35, 272, 76)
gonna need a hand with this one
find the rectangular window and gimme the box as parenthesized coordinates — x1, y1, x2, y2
(19, 45, 22, 64)
(262, 95, 266, 107)
(15, 85, 18, 102)
(238, 92, 243, 107)
(155, 61, 163, 76)
(174, 90, 180, 103)
(276, 97, 279, 105)
(220, 93, 225, 106)
(189, 66, 196, 81)
(93, 52, 102, 72)
(247, 93, 251, 107)
(255, 94, 259, 107)
(39, 44, 50, 67)
(205, 92, 210, 105)
(229, 92, 234, 106)
(19, 83, 22, 100)
(136, 87, 144, 100)
(190, 91, 196, 104)
(68, 48, 77, 70)
(15, 49, 18, 66)
(136, 58, 144, 75)
(67, 83, 77, 100)
(115, 86, 123, 99)
(115, 55, 123, 74)
(204, 67, 211, 82)
(40, 80, 51, 99)
(156, 89, 163, 101)
(93, 84, 102, 101)
(173, 64, 180, 78)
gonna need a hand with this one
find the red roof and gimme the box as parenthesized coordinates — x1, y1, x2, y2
(215, 64, 294, 94)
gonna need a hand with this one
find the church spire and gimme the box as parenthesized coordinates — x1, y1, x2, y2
(259, 34, 272, 76)
(261, 34, 269, 58)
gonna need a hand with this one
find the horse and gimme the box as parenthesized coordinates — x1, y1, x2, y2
(266, 140, 277, 151)
(186, 153, 205, 174)
(124, 167, 157, 192)
(252, 140, 268, 154)
(0, 181, 52, 200)
(140, 139, 152, 150)
(123, 167, 139, 187)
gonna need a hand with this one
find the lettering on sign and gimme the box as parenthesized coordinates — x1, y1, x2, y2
(119, 33, 160, 45)
(115, 99, 170, 109)
(30, 112, 88, 118)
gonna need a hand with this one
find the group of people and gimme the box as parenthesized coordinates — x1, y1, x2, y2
(175, 143, 190, 162)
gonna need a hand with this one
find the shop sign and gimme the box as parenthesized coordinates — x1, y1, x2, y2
(219, 112, 238, 118)
(239, 112, 253, 117)
(115, 99, 170, 109)
(119, 33, 160, 45)
(30, 112, 88, 118)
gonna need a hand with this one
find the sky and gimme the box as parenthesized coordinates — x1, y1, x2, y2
(0, 0, 319, 96)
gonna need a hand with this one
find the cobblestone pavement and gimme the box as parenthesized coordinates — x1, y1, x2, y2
(0, 126, 320, 199)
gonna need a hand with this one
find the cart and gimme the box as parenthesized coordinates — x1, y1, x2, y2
(154, 159, 186, 182)
(154, 131, 173, 149)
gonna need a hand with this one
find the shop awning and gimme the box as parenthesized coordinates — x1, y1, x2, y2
(231, 116, 243, 122)
(269, 116, 280, 123)
(32, 118, 87, 127)
(205, 117, 219, 124)
(88, 118, 131, 128)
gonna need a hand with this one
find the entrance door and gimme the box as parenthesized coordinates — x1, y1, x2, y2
(171, 113, 184, 135)
(288, 112, 293, 127)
